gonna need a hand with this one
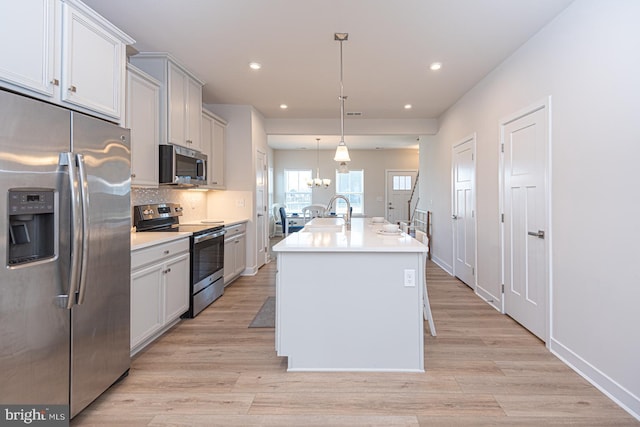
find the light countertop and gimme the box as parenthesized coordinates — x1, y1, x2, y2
(272, 218, 427, 253)
(131, 217, 248, 251)
(131, 231, 192, 251)
(183, 218, 249, 227)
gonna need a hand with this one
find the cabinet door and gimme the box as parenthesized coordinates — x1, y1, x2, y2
(167, 62, 187, 146)
(210, 119, 226, 188)
(61, 2, 123, 119)
(127, 67, 160, 187)
(223, 239, 235, 285)
(131, 263, 164, 349)
(201, 112, 213, 185)
(186, 77, 202, 150)
(235, 235, 246, 277)
(0, 0, 56, 97)
(164, 253, 190, 322)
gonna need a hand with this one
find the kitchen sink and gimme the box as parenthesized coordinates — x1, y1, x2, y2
(303, 217, 345, 232)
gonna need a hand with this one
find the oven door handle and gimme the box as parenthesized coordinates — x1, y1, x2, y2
(194, 229, 226, 244)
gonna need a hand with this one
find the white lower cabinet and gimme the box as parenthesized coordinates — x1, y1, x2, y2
(224, 223, 247, 286)
(130, 238, 189, 356)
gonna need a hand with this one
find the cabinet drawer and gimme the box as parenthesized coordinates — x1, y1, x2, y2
(225, 223, 246, 239)
(132, 238, 189, 270)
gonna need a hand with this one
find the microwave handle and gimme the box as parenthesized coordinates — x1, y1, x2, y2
(197, 158, 206, 182)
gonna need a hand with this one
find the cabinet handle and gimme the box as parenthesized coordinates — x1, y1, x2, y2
(50, 78, 59, 86)
(163, 250, 170, 255)
(69, 85, 77, 93)
(166, 268, 171, 273)
(186, 140, 192, 144)
(131, 173, 136, 178)
(211, 181, 217, 185)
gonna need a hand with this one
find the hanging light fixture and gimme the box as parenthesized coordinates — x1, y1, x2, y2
(334, 32, 351, 163)
(307, 138, 331, 188)
(337, 161, 349, 174)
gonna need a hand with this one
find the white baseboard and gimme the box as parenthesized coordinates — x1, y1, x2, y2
(431, 255, 452, 275)
(475, 285, 502, 312)
(549, 338, 640, 421)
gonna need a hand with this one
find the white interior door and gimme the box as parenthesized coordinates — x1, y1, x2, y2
(502, 105, 549, 341)
(452, 136, 476, 288)
(385, 170, 417, 223)
(256, 150, 267, 266)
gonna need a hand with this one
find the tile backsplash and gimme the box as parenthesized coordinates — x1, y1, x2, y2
(132, 187, 208, 224)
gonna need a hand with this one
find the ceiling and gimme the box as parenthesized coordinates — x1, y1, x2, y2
(84, 0, 573, 149)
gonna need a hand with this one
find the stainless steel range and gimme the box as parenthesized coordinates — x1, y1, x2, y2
(134, 203, 225, 317)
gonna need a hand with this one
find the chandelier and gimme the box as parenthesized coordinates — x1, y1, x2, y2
(307, 138, 331, 188)
(334, 33, 351, 165)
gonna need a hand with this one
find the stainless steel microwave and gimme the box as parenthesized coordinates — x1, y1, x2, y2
(159, 145, 207, 186)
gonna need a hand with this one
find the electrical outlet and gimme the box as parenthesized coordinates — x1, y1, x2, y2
(404, 269, 415, 287)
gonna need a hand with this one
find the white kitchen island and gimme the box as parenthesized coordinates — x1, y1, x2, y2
(272, 217, 428, 372)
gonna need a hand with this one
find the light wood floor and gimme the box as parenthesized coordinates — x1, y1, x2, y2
(72, 259, 638, 426)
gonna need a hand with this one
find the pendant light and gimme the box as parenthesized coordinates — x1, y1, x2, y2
(307, 138, 331, 188)
(337, 161, 349, 174)
(334, 33, 351, 163)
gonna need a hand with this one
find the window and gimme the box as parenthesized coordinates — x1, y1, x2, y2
(334, 170, 364, 215)
(284, 170, 312, 213)
(393, 175, 413, 191)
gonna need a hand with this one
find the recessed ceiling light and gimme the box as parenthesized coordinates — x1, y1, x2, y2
(280, 104, 288, 109)
(249, 62, 262, 70)
(430, 62, 442, 71)
(404, 104, 412, 110)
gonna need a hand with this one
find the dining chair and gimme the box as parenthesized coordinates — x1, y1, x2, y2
(279, 207, 304, 236)
(301, 204, 326, 223)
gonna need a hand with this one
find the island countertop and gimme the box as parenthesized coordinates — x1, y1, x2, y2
(272, 217, 427, 253)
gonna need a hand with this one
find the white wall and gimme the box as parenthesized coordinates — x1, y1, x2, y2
(420, 0, 640, 417)
(204, 104, 268, 275)
(274, 148, 418, 217)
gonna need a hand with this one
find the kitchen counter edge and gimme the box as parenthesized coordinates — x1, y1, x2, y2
(131, 231, 193, 251)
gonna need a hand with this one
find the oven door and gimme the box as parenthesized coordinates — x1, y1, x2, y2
(192, 229, 225, 293)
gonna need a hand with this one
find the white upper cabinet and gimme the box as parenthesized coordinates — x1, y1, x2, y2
(0, 0, 134, 122)
(202, 109, 226, 189)
(0, 0, 56, 98)
(130, 53, 204, 150)
(186, 73, 203, 150)
(126, 64, 160, 187)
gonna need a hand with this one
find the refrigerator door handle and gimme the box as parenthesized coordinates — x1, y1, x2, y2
(60, 152, 82, 309)
(76, 154, 90, 304)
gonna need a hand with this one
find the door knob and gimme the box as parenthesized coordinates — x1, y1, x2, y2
(527, 230, 545, 239)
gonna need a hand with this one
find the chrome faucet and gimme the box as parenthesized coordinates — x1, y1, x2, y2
(326, 194, 351, 230)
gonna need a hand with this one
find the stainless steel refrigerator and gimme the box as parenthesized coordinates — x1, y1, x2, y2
(0, 90, 131, 418)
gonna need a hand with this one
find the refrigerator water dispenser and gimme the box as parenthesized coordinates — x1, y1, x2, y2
(8, 189, 55, 266)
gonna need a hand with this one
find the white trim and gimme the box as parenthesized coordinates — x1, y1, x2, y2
(499, 96, 552, 345)
(451, 133, 477, 290)
(430, 255, 453, 276)
(475, 285, 502, 312)
(550, 338, 640, 421)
